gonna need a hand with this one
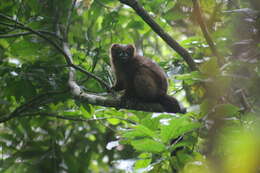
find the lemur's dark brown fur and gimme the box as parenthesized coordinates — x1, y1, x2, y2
(110, 44, 185, 113)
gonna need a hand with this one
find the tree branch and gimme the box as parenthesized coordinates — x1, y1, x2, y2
(64, 42, 171, 113)
(118, 0, 198, 71)
(192, 0, 224, 65)
(0, 13, 183, 119)
(65, 0, 77, 40)
(96, 0, 113, 9)
(20, 112, 136, 124)
(0, 13, 110, 91)
(0, 30, 62, 40)
(0, 31, 32, 38)
(0, 90, 67, 123)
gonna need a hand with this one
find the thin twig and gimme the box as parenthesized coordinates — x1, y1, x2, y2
(65, 0, 77, 40)
(0, 30, 62, 40)
(38, 30, 63, 40)
(192, 0, 224, 65)
(19, 112, 136, 124)
(118, 0, 198, 71)
(96, 0, 113, 9)
(62, 42, 111, 91)
(0, 90, 68, 123)
(0, 20, 73, 63)
(0, 31, 33, 38)
(236, 89, 253, 112)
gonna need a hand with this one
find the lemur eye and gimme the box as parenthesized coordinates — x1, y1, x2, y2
(117, 50, 123, 55)
(117, 50, 128, 57)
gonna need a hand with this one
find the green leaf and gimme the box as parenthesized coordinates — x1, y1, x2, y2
(122, 125, 157, 139)
(0, 157, 16, 171)
(160, 117, 200, 143)
(214, 104, 240, 116)
(175, 72, 202, 81)
(122, 129, 147, 139)
(163, 9, 187, 21)
(7, 79, 36, 100)
(19, 148, 46, 159)
(131, 138, 166, 153)
(107, 118, 121, 125)
(175, 71, 203, 85)
(170, 135, 197, 151)
(140, 116, 160, 130)
(102, 12, 119, 30)
(136, 125, 158, 138)
(127, 20, 144, 30)
(0, 39, 9, 49)
(0, 133, 14, 142)
(134, 158, 152, 170)
(11, 39, 40, 60)
(200, 57, 220, 77)
(81, 103, 92, 113)
(200, 98, 217, 117)
(80, 105, 92, 118)
(62, 110, 81, 116)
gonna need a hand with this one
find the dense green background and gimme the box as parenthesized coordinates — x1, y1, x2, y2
(0, 0, 260, 172)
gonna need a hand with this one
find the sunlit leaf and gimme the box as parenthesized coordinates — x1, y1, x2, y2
(131, 138, 166, 153)
(160, 117, 200, 143)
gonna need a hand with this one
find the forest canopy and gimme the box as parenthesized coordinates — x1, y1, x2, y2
(0, 0, 260, 172)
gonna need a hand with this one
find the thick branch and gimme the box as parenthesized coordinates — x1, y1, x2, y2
(0, 13, 181, 118)
(64, 42, 171, 113)
(69, 82, 171, 113)
(192, 0, 224, 65)
(118, 0, 197, 71)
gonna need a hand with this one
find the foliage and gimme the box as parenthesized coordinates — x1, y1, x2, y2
(1, 0, 260, 172)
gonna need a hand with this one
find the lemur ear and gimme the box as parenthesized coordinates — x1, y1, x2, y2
(111, 44, 120, 50)
(126, 44, 135, 54)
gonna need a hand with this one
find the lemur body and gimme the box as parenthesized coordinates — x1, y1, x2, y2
(110, 44, 185, 113)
